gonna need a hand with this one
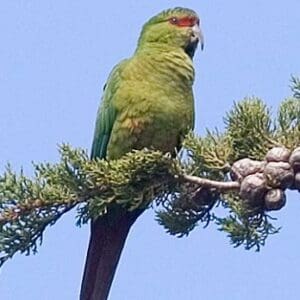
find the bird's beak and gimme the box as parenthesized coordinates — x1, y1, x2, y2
(191, 24, 204, 51)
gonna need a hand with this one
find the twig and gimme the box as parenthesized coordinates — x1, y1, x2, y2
(0, 174, 241, 223)
(181, 174, 240, 191)
(0, 200, 79, 223)
(0, 187, 108, 223)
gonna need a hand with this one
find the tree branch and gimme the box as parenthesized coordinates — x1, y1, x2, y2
(180, 174, 240, 191)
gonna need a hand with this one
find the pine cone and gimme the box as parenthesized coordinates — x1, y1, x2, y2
(264, 189, 286, 211)
(231, 158, 265, 181)
(265, 147, 291, 162)
(264, 162, 294, 189)
(291, 172, 300, 191)
(289, 147, 300, 172)
(240, 173, 267, 206)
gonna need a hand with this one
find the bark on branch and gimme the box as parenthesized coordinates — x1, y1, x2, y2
(180, 174, 240, 191)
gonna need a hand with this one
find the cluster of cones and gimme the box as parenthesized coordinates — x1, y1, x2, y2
(231, 147, 300, 211)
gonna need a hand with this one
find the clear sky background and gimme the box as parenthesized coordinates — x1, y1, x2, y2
(0, 1, 300, 299)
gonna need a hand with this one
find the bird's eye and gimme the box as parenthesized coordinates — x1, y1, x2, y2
(169, 17, 179, 25)
(168, 16, 199, 27)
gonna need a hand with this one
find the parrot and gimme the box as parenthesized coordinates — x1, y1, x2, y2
(80, 7, 204, 300)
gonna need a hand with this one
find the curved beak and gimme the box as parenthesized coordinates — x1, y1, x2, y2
(192, 24, 204, 51)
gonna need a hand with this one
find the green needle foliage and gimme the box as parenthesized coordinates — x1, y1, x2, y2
(0, 78, 299, 265)
(0, 148, 177, 266)
(158, 78, 299, 250)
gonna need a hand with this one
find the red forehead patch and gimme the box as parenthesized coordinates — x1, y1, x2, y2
(169, 16, 199, 27)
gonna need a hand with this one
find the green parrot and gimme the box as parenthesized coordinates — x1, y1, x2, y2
(80, 7, 204, 300)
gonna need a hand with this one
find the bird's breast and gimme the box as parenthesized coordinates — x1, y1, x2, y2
(107, 51, 195, 159)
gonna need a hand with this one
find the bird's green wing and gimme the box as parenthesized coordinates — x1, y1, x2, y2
(91, 59, 128, 159)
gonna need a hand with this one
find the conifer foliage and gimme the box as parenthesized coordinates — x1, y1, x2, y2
(0, 78, 299, 265)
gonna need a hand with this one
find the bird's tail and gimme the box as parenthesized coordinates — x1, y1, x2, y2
(80, 208, 143, 300)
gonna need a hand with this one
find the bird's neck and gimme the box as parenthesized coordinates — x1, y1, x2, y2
(134, 44, 195, 86)
(135, 43, 191, 60)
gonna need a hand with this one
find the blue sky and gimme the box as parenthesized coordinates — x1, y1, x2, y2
(0, 1, 300, 299)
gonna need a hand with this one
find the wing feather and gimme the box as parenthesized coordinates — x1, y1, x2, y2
(90, 59, 128, 159)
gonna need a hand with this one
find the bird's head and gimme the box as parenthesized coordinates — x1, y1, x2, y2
(137, 7, 204, 58)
